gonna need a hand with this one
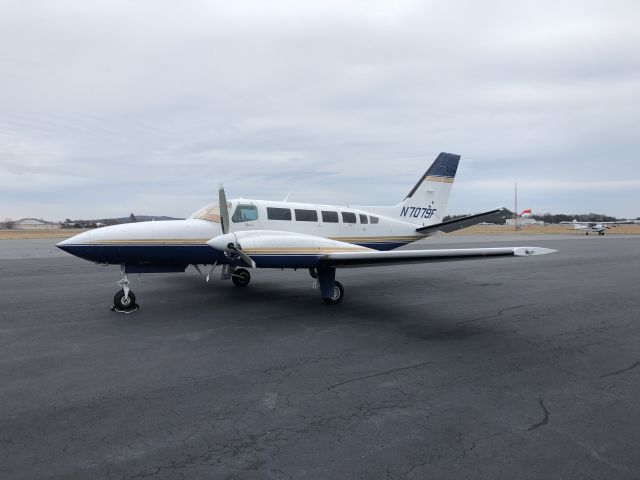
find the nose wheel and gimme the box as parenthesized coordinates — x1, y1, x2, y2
(114, 289, 137, 309)
(112, 265, 139, 312)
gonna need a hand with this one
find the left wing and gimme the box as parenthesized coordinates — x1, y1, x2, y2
(206, 230, 556, 269)
(319, 246, 556, 269)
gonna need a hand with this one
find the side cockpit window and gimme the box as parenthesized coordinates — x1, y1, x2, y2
(232, 204, 259, 222)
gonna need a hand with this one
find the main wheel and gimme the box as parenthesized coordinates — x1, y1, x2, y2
(232, 268, 251, 287)
(309, 267, 319, 279)
(114, 289, 136, 309)
(323, 281, 344, 305)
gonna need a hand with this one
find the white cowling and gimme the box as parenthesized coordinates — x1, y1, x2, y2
(206, 230, 371, 254)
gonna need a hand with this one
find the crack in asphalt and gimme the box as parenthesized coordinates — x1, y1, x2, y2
(527, 397, 550, 431)
(598, 361, 640, 379)
(458, 304, 533, 325)
(322, 361, 432, 392)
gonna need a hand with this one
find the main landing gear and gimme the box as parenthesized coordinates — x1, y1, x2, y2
(112, 266, 138, 312)
(231, 268, 251, 287)
(311, 267, 345, 305)
(323, 280, 345, 305)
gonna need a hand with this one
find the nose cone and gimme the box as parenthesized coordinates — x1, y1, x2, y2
(207, 233, 237, 251)
(56, 229, 96, 256)
(56, 230, 94, 249)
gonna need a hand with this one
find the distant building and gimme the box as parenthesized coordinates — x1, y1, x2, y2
(13, 218, 61, 230)
(506, 218, 545, 227)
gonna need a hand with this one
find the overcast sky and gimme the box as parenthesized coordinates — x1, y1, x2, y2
(1, 0, 639, 220)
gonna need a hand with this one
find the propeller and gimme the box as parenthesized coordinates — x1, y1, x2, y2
(219, 183, 230, 235)
(209, 184, 256, 269)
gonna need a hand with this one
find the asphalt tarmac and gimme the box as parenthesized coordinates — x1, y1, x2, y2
(1, 234, 639, 479)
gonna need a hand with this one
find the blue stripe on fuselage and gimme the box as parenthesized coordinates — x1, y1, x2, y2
(57, 244, 222, 266)
(57, 241, 410, 269)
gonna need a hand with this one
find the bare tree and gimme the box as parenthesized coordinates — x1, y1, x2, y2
(2, 218, 16, 229)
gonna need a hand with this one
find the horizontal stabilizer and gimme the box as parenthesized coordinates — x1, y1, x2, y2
(320, 246, 557, 269)
(416, 208, 504, 235)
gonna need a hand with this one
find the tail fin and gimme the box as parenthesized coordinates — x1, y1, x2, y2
(355, 152, 461, 225)
(397, 152, 460, 225)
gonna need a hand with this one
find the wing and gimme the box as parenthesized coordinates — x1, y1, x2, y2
(415, 208, 503, 235)
(319, 246, 556, 269)
(207, 230, 556, 269)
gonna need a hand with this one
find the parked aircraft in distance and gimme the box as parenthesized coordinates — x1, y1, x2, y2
(57, 152, 556, 309)
(563, 219, 632, 235)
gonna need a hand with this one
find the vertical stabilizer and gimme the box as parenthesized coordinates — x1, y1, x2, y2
(356, 152, 461, 226)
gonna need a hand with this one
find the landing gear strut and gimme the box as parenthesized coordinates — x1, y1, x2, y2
(113, 265, 138, 312)
(317, 267, 345, 305)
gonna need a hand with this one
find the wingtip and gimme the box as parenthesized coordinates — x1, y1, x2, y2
(514, 246, 558, 256)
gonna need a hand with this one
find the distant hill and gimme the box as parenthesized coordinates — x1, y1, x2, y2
(444, 209, 628, 225)
(93, 215, 183, 224)
(62, 215, 183, 229)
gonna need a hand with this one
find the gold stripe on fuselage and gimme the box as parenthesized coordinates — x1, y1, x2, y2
(84, 235, 422, 247)
(87, 239, 210, 245)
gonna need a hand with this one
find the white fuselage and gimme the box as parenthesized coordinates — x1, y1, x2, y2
(56, 198, 429, 269)
(218, 199, 425, 249)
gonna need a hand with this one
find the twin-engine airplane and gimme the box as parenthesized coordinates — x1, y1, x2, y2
(57, 153, 556, 310)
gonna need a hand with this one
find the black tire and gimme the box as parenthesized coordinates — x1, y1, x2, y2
(232, 268, 251, 287)
(114, 289, 136, 309)
(323, 281, 344, 305)
(309, 267, 319, 279)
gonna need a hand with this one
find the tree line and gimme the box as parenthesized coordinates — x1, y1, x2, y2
(443, 209, 633, 224)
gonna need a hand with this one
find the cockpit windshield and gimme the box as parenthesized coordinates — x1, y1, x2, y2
(189, 201, 232, 223)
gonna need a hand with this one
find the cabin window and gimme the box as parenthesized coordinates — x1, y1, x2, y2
(359, 214, 368, 224)
(341, 212, 357, 224)
(231, 204, 258, 222)
(295, 209, 318, 222)
(370, 216, 379, 224)
(321, 211, 339, 223)
(267, 207, 292, 221)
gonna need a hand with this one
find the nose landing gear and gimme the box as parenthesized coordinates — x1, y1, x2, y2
(112, 265, 139, 312)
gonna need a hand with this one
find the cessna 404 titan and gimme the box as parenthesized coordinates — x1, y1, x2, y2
(57, 153, 556, 310)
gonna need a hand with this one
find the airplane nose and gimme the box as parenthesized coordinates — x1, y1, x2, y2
(56, 230, 96, 259)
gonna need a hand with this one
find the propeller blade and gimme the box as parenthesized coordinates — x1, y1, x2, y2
(218, 183, 230, 235)
(236, 249, 257, 269)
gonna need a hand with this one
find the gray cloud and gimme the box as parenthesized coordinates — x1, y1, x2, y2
(1, 0, 639, 220)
